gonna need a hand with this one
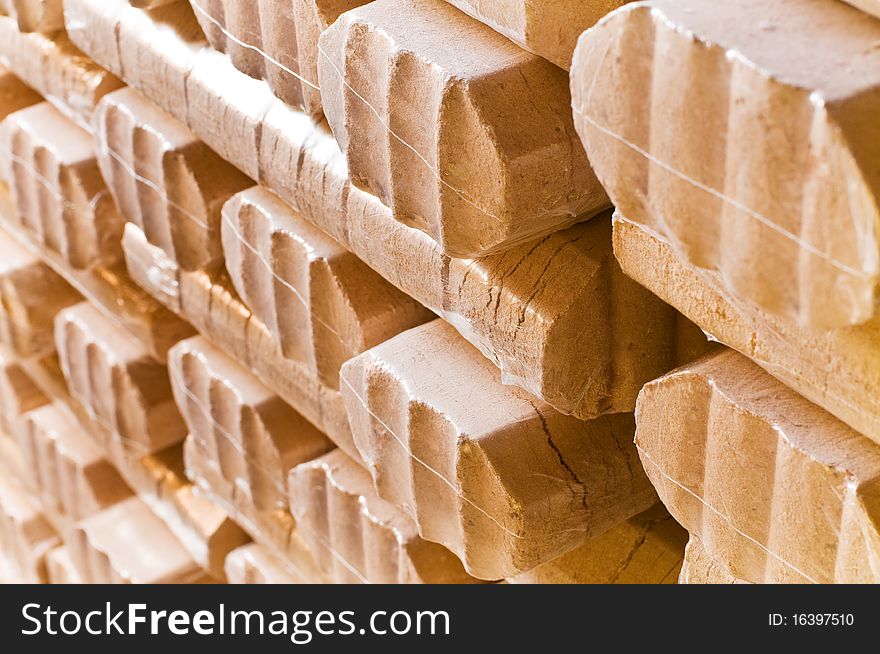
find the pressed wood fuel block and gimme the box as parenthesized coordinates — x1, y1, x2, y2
(319, 0, 606, 258)
(65, 0, 704, 420)
(188, 0, 367, 116)
(0, 15, 123, 130)
(222, 187, 433, 395)
(54, 302, 248, 577)
(288, 449, 480, 584)
(1, 102, 125, 270)
(508, 503, 686, 584)
(614, 214, 880, 446)
(95, 87, 252, 272)
(55, 301, 187, 455)
(341, 319, 657, 580)
(444, 0, 627, 70)
(0, 228, 81, 358)
(170, 335, 332, 582)
(0, 0, 63, 33)
(635, 347, 880, 584)
(169, 335, 333, 521)
(0, 474, 59, 583)
(17, 403, 132, 529)
(225, 543, 299, 584)
(571, 0, 880, 330)
(68, 496, 214, 583)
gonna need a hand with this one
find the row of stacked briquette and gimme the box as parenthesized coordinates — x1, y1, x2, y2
(0, 0, 877, 585)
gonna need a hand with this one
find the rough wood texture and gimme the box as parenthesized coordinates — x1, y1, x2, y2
(222, 187, 433, 393)
(0, 0, 64, 33)
(95, 87, 252, 272)
(17, 403, 132, 530)
(1, 102, 125, 270)
(54, 302, 249, 578)
(508, 504, 685, 584)
(0, 228, 81, 359)
(342, 319, 657, 580)
(445, 0, 626, 70)
(0, 474, 59, 583)
(678, 537, 749, 585)
(225, 543, 299, 584)
(572, 0, 880, 330)
(0, 15, 123, 131)
(69, 496, 213, 583)
(614, 214, 880, 446)
(188, 0, 366, 116)
(320, 0, 605, 258)
(67, 0, 704, 419)
(289, 449, 481, 584)
(636, 347, 880, 584)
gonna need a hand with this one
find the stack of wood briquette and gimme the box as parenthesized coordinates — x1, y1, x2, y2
(0, 0, 875, 585)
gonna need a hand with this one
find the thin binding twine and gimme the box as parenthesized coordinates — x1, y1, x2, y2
(573, 35, 873, 281)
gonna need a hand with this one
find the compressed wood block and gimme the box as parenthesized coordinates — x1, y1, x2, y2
(0, 65, 41, 117)
(55, 301, 188, 455)
(842, 0, 880, 18)
(95, 87, 252, 272)
(444, 0, 627, 70)
(69, 495, 214, 583)
(68, 0, 704, 418)
(678, 536, 749, 585)
(123, 223, 358, 454)
(188, 0, 366, 116)
(1, 103, 126, 270)
(45, 545, 84, 584)
(222, 187, 433, 391)
(614, 214, 880, 446)
(184, 434, 329, 583)
(289, 449, 481, 584)
(341, 319, 657, 580)
(636, 347, 880, 584)
(319, 0, 605, 258)
(225, 543, 300, 584)
(18, 403, 132, 527)
(0, 17, 123, 131)
(0, 352, 50, 437)
(0, 227, 81, 358)
(169, 335, 334, 515)
(236, 188, 702, 419)
(0, 474, 59, 583)
(572, 0, 880, 331)
(0, 0, 63, 33)
(508, 503, 685, 584)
